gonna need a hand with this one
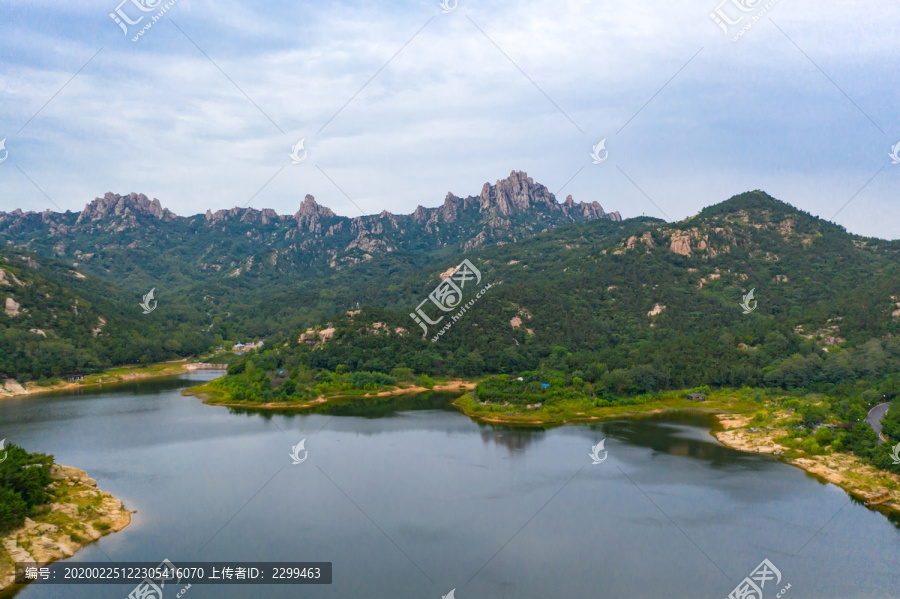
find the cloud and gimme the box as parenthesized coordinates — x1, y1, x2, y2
(0, 0, 897, 238)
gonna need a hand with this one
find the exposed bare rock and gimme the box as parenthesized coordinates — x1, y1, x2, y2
(76, 192, 176, 224)
(4, 297, 20, 316)
(412, 205, 429, 225)
(625, 231, 654, 251)
(346, 233, 393, 255)
(0, 379, 26, 397)
(296, 194, 335, 220)
(50, 464, 97, 486)
(561, 194, 617, 220)
(794, 324, 844, 347)
(28, 329, 47, 337)
(0, 269, 23, 286)
(666, 228, 717, 257)
(1, 172, 622, 276)
(0, 464, 131, 591)
(292, 195, 336, 236)
(670, 235, 691, 256)
(299, 327, 336, 346)
(463, 231, 488, 251)
(648, 304, 666, 317)
(479, 171, 556, 216)
(378, 210, 398, 229)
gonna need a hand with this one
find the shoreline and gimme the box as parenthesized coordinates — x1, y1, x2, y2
(187, 380, 899, 516)
(0, 465, 133, 592)
(185, 380, 477, 409)
(712, 414, 899, 515)
(0, 361, 224, 401)
(451, 393, 752, 428)
(457, 397, 899, 516)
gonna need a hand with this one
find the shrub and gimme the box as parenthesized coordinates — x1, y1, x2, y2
(801, 438, 822, 455)
(813, 426, 833, 446)
(0, 444, 53, 535)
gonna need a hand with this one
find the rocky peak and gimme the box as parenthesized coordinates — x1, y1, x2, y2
(75, 192, 176, 225)
(412, 205, 429, 225)
(561, 194, 620, 221)
(294, 195, 336, 221)
(258, 209, 279, 225)
(291, 195, 336, 236)
(478, 171, 556, 216)
(440, 193, 464, 222)
(206, 208, 237, 223)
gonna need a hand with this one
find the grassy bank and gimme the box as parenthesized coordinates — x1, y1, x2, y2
(183, 377, 475, 409)
(454, 387, 759, 426)
(185, 374, 900, 516)
(0, 358, 230, 401)
(456, 385, 900, 515)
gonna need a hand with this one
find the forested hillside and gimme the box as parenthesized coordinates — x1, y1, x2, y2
(3, 187, 899, 389)
(207, 191, 900, 475)
(244, 192, 900, 389)
(0, 171, 628, 379)
(0, 246, 212, 379)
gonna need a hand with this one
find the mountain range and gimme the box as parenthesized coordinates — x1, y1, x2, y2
(0, 171, 619, 290)
(1, 172, 899, 389)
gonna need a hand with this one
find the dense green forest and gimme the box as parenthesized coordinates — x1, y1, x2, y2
(189, 191, 900, 477)
(0, 178, 642, 381)
(3, 191, 899, 393)
(0, 444, 53, 535)
(4, 188, 900, 481)
(0, 247, 214, 380)
(212, 192, 899, 397)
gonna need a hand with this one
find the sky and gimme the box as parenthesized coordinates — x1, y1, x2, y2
(0, 0, 898, 238)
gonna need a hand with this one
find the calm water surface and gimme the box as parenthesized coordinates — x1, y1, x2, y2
(1, 373, 898, 599)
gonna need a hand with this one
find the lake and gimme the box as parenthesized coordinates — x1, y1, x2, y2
(1, 373, 898, 598)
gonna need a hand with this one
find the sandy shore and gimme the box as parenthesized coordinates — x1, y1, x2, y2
(0, 465, 133, 591)
(713, 414, 899, 514)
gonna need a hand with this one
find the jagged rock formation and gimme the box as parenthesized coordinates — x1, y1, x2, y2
(76, 192, 176, 224)
(0, 171, 622, 280)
